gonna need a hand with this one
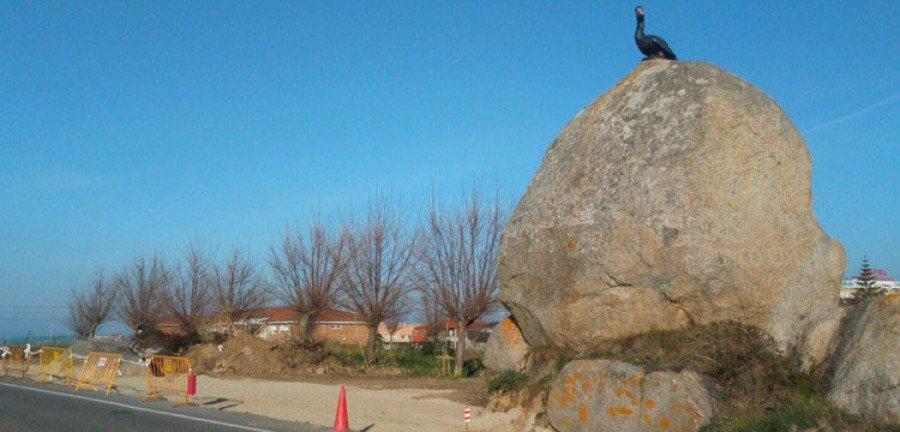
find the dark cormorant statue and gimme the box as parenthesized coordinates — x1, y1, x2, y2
(634, 6, 677, 60)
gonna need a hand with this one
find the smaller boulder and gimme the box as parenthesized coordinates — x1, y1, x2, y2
(484, 317, 530, 372)
(548, 360, 716, 432)
(828, 294, 900, 423)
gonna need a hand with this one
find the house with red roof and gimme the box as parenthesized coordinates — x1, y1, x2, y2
(411, 319, 497, 347)
(156, 306, 371, 346)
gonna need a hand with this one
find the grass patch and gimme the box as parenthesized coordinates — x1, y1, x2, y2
(326, 344, 482, 377)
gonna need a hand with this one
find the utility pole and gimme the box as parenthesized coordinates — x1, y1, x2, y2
(49, 310, 55, 342)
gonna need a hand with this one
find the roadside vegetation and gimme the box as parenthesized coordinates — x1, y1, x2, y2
(504, 321, 900, 432)
(63, 185, 507, 377)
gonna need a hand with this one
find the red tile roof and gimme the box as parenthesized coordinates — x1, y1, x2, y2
(155, 306, 366, 328)
(431, 319, 493, 330)
(251, 306, 366, 323)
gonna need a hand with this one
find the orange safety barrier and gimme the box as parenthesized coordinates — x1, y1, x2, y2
(34, 347, 75, 385)
(143, 355, 198, 407)
(74, 352, 121, 395)
(1, 345, 33, 379)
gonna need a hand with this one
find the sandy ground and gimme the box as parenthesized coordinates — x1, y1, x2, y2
(21, 363, 522, 432)
(116, 374, 519, 432)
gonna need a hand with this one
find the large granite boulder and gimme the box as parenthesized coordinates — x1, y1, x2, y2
(547, 360, 716, 432)
(828, 295, 900, 422)
(498, 60, 845, 369)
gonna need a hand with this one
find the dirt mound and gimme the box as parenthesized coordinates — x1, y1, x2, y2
(187, 332, 287, 375)
(185, 331, 354, 377)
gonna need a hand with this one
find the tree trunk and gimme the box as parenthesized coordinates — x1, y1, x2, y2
(454, 320, 467, 376)
(365, 324, 379, 365)
(296, 312, 313, 342)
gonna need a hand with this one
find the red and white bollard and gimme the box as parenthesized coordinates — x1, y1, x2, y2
(464, 407, 471, 431)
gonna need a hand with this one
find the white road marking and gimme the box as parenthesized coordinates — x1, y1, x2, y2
(0, 381, 278, 432)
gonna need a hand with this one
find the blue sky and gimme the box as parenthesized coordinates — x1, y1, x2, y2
(1, 1, 897, 338)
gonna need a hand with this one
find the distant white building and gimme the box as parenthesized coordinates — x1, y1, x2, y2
(840, 268, 899, 300)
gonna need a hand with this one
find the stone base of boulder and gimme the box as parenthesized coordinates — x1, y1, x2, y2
(547, 360, 717, 432)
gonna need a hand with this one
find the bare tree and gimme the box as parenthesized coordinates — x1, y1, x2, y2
(164, 243, 214, 337)
(115, 253, 169, 336)
(269, 217, 348, 341)
(417, 187, 506, 375)
(66, 271, 119, 338)
(340, 196, 419, 364)
(66, 303, 92, 338)
(212, 247, 269, 336)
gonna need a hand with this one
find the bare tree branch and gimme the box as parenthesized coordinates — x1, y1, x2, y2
(212, 247, 269, 336)
(115, 253, 169, 335)
(340, 195, 419, 364)
(66, 270, 119, 338)
(164, 242, 214, 337)
(269, 217, 348, 340)
(417, 186, 507, 375)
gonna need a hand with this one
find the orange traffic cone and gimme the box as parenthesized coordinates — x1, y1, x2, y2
(333, 385, 349, 432)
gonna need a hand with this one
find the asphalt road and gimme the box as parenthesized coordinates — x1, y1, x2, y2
(0, 379, 333, 432)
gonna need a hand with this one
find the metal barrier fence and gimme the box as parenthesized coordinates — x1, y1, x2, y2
(34, 347, 75, 385)
(74, 352, 121, 395)
(143, 355, 198, 407)
(1, 345, 32, 379)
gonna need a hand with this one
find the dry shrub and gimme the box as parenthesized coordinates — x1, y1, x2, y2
(186, 332, 288, 376)
(588, 321, 805, 416)
(184, 329, 355, 377)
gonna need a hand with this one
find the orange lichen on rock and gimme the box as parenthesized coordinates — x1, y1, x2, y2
(549, 360, 716, 431)
(606, 405, 634, 417)
(625, 389, 639, 406)
(581, 380, 593, 392)
(498, 317, 525, 345)
(550, 372, 586, 409)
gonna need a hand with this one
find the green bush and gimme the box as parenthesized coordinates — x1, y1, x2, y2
(391, 347, 443, 376)
(463, 357, 484, 377)
(488, 369, 529, 393)
(702, 400, 822, 432)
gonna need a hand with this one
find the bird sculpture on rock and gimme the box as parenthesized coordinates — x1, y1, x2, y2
(634, 6, 677, 60)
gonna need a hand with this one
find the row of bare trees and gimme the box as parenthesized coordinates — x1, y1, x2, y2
(66, 245, 268, 340)
(66, 188, 507, 375)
